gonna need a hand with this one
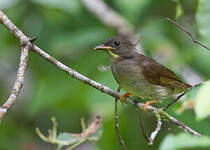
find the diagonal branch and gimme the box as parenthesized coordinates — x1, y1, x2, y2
(0, 10, 201, 140)
(0, 38, 30, 123)
(134, 102, 150, 144)
(114, 87, 128, 150)
(0, 11, 33, 123)
(166, 18, 210, 51)
(148, 113, 162, 145)
(31, 43, 201, 138)
(135, 102, 201, 137)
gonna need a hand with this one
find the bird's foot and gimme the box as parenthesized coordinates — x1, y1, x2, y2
(143, 100, 161, 111)
(120, 92, 131, 104)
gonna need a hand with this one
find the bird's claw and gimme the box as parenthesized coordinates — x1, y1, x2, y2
(143, 100, 161, 112)
(120, 92, 131, 104)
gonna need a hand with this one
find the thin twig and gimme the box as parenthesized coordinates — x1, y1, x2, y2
(148, 113, 162, 145)
(36, 116, 102, 150)
(0, 11, 32, 123)
(163, 83, 203, 111)
(134, 35, 143, 46)
(114, 87, 128, 150)
(0, 44, 30, 122)
(80, 115, 101, 138)
(166, 17, 210, 50)
(167, 113, 201, 136)
(0, 10, 201, 140)
(134, 102, 150, 144)
(163, 92, 186, 111)
(29, 36, 37, 43)
(67, 139, 86, 150)
(135, 102, 201, 137)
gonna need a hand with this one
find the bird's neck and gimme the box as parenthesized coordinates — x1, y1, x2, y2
(109, 51, 137, 64)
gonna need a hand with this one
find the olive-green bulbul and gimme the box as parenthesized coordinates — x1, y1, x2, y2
(94, 35, 191, 110)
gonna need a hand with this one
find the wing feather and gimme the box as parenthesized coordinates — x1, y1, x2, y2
(137, 54, 191, 92)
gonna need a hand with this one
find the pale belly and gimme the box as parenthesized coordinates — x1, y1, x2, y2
(111, 60, 173, 100)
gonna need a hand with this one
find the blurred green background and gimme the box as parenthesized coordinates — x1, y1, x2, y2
(1, 0, 210, 150)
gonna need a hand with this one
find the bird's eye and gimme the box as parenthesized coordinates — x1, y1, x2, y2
(114, 40, 120, 46)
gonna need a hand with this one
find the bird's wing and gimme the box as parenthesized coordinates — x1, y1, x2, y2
(138, 54, 191, 92)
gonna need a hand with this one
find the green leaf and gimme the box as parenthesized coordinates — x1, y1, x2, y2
(196, 0, 210, 43)
(56, 133, 81, 145)
(195, 81, 210, 120)
(159, 133, 210, 150)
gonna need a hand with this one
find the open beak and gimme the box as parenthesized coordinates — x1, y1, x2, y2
(94, 44, 115, 51)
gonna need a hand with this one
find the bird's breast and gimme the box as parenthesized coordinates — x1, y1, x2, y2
(111, 58, 173, 99)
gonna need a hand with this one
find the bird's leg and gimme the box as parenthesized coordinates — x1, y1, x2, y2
(143, 100, 161, 111)
(120, 92, 131, 104)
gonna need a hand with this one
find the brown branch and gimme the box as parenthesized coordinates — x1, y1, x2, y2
(163, 83, 203, 111)
(114, 87, 128, 150)
(134, 102, 150, 144)
(135, 102, 201, 137)
(167, 113, 200, 136)
(71, 116, 102, 138)
(32, 44, 120, 98)
(0, 10, 201, 142)
(0, 11, 32, 123)
(148, 113, 162, 145)
(36, 116, 102, 150)
(0, 44, 30, 122)
(163, 91, 187, 111)
(166, 18, 210, 51)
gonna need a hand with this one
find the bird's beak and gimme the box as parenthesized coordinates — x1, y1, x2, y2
(94, 44, 115, 51)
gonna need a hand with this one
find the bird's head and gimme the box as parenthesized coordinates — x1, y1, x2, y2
(94, 35, 136, 59)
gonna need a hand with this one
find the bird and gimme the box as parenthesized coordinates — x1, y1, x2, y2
(94, 35, 191, 110)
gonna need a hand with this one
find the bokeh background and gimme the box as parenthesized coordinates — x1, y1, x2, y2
(0, 0, 210, 150)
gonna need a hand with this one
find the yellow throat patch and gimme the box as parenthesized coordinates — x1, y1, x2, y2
(108, 50, 119, 59)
